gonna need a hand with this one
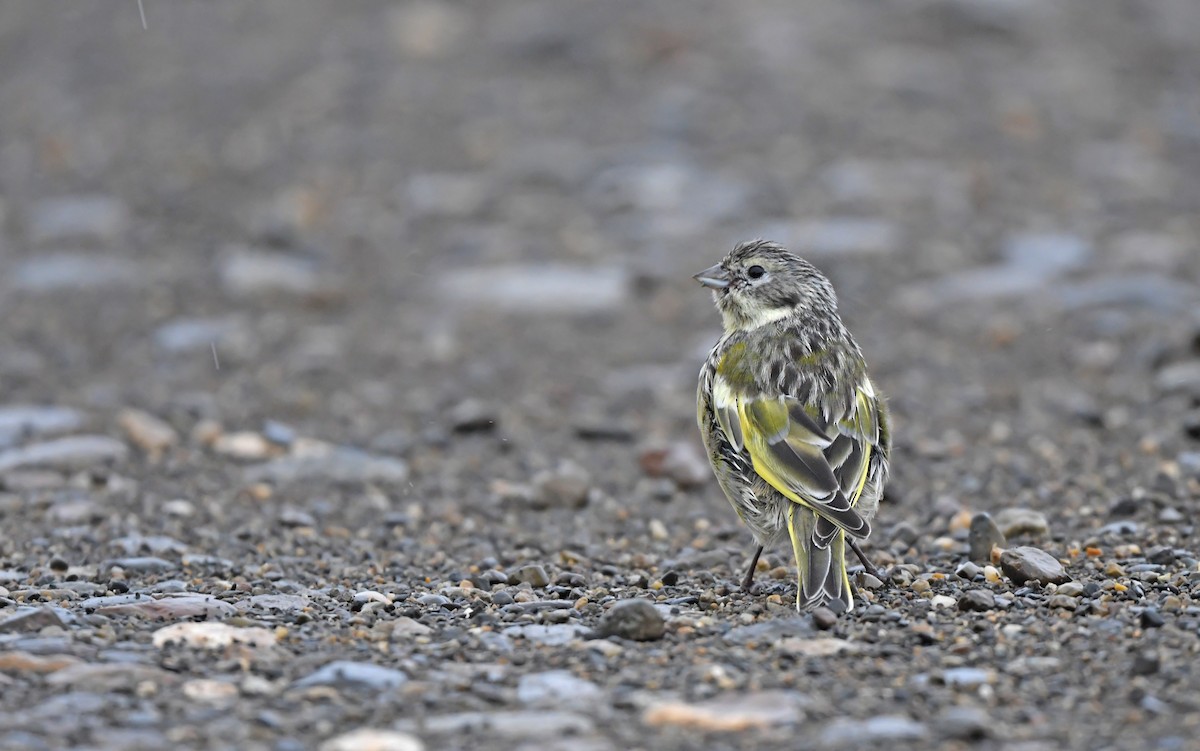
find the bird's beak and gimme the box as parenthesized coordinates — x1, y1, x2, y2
(693, 264, 730, 289)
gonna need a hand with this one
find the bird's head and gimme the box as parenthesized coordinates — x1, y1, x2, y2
(694, 240, 839, 332)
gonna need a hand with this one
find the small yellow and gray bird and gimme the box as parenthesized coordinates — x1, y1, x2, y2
(695, 240, 890, 613)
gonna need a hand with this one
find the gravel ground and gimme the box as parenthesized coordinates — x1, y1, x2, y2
(2, 2, 1200, 749)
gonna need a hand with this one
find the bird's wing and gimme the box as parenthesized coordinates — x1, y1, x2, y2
(711, 370, 881, 542)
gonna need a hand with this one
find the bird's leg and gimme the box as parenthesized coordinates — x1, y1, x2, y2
(741, 545, 764, 592)
(848, 539, 884, 582)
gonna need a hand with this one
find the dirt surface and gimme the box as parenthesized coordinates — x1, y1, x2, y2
(2, 1, 1200, 749)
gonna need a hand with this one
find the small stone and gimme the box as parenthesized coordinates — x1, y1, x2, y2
(958, 589, 996, 612)
(940, 667, 993, 689)
(213, 432, 273, 460)
(511, 565, 550, 588)
(1047, 595, 1077, 610)
(968, 513, 1006, 562)
(592, 599, 665, 641)
(930, 595, 957, 609)
(955, 561, 982, 580)
(10, 254, 140, 292)
(502, 623, 589, 646)
(152, 622, 277, 649)
(811, 607, 838, 630)
(643, 690, 806, 731)
(219, 246, 334, 300)
(1156, 361, 1200, 395)
(182, 678, 239, 704)
(993, 508, 1051, 538)
(0, 606, 72, 633)
(516, 670, 603, 707)
(0, 405, 85, 445)
(102, 556, 175, 573)
(1056, 581, 1085, 597)
(1131, 651, 1161, 676)
(321, 729, 424, 751)
(1140, 608, 1166, 628)
(999, 546, 1070, 585)
(387, 0, 469, 60)
(0, 435, 128, 473)
(889, 521, 920, 547)
(820, 715, 929, 746)
(0, 651, 80, 674)
(724, 618, 815, 645)
(648, 519, 669, 541)
(1159, 507, 1185, 524)
(935, 706, 993, 740)
(448, 400, 497, 432)
(293, 661, 408, 690)
(118, 409, 178, 457)
(29, 195, 129, 243)
(532, 461, 591, 509)
(858, 572, 884, 589)
(244, 447, 409, 485)
(81, 593, 236, 620)
(391, 617, 433, 639)
(153, 317, 242, 353)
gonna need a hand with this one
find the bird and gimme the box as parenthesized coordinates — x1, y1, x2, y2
(695, 240, 890, 613)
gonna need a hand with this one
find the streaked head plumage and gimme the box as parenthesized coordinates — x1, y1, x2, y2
(694, 240, 838, 331)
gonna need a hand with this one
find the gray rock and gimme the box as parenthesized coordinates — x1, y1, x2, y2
(1003, 233, 1091, 273)
(80, 593, 237, 620)
(448, 399, 497, 432)
(999, 546, 1070, 585)
(153, 317, 242, 353)
(940, 667, 992, 689)
(0, 405, 85, 445)
(993, 508, 1050, 538)
(11, 253, 142, 292)
(110, 535, 187, 556)
(935, 706, 993, 740)
(396, 710, 594, 739)
(958, 589, 996, 612)
(243, 447, 408, 484)
(219, 246, 331, 299)
(102, 557, 176, 573)
(293, 661, 408, 690)
(968, 513, 1005, 562)
(438, 264, 629, 314)
(240, 594, 311, 613)
(511, 565, 550, 588)
(725, 617, 816, 645)
(532, 461, 591, 509)
(516, 670, 603, 707)
(1156, 362, 1200, 395)
(502, 624, 589, 646)
(820, 715, 929, 746)
(0, 606, 73, 633)
(0, 435, 128, 473)
(592, 599, 665, 641)
(1055, 275, 1200, 314)
(28, 195, 129, 243)
(406, 172, 490, 218)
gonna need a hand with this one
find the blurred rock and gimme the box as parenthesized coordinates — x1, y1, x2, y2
(448, 400, 498, 432)
(388, 1, 469, 60)
(592, 599, 664, 641)
(213, 432, 274, 460)
(820, 715, 929, 746)
(293, 661, 408, 690)
(153, 317, 242, 353)
(758, 218, 899, 257)
(968, 513, 1006, 562)
(532, 461, 591, 508)
(0, 405, 84, 447)
(935, 706, 993, 740)
(244, 447, 409, 484)
(958, 589, 996, 612)
(118, 408, 178, 457)
(322, 729, 424, 751)
(406, 172, 490, 218)
(993, 508, 1050, 538)
(516, 670, 603, 707)
(152, 622, 277, 650)
(639, 443, 710, 489)
(1155, 362, 1200, 395)
(643, 691, 806, 730)
(80, 593, 236, 620)
(219, 246, 337, 300)
(0, 606, 73, 633)
(438, 264, 629, 314)
(28, 195, 129, 244)
(1003, 233, 1092, 272)
(0, 435, 127, 473)
(11, 253, 141, 292)
(395, 710, 593, 740)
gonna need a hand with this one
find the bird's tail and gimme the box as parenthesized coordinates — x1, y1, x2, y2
(788, 505, 853, 613)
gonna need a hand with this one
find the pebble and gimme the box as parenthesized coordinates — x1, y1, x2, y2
(213, 432, 273, 460)
(993, 508, 1051, 538)
(931, 595, 957, 609)
(244, 447, 409, 484)
(0, 435, 128, 473)
(0, 607, 72, 633)
(958, 589, 996, 612)
(391, 617, 433, 639)
(28, 195, 129, 243)
(11, 253, 142, 292)
(152, 622, 277, 649)
(438, 264, 629, 314)
(935, 706, 993, 740)
(293, 661, 408, 690)
(592, 599, 665, 641)
(955, 561, 982, 580)
(648, 519, 669, 541)
(1156, 362, 1200, 395)
(448, 399, 498, 432)
(153, 317, 242, 353)
(940, 667, 993, 689)
(516, 670, 603, 707)
(999, 546, 1070, 585)
(639, 443, 711, 489)
(0, 651, 80, 674)
(724, 618, 814, 645)
(182, 678, 239, 704)
(968, 513, 1006, 562)
(532, 461, 591, 508)
(1140, 608, 1166, 629)
(511, 565, 551, 588)
(321, 729, 424, 751)
(811, 607, 838, 630)
(0, 405, 85, 446)
(643, 690, 806, 730)
(820, 715, 929, 746)
(396, 710, 594, 739)
(103, 556, 175, 573)
(219, 246, 333, 299)
(117, 409, 178, 457)
(502, 624, 589, 646)
(80, 593, 236, 620)
(1056, 581, 1085, 597)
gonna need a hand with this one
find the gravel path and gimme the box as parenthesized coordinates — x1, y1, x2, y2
(2, 2, 1200, 749)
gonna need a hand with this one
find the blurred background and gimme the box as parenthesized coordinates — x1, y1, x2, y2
(2, 2, 1200, 749)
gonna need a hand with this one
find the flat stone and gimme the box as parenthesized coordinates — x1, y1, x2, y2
(438, 264, 629, 314)
(80, 593, 237, 620)
(639, 443, 710, 489)
(1003, 233, 1092, 272)
(1156, 362, 1200, 395)
(152, 622, 277, 649)
(0, 405, 85, 446)
(935, 706, 993, 740)
(293, 660, 408, 690)
(531, 461, 591, 509)
(219, 246, 337, 299)
(28, 195, 129, 243)
(511, 565, 551, 588)
(999, 546, 1070, 586)
(11, 253, 142, 292)
(0, 435, 128, 473)
(153, 317, 243, 353)
(516, 670, 604, 707)
(643, 690, 807, 730)
(592, 599, 665, 641)
(502, 624, 589, 646)
(0, 651, 81, 674)
(958, 589, 996, 612)
(820, 715, 929, 746)
(0, 606, 73, 633)
(111, 535, 187, 556)
(244, 447, 408, 484)
(321, 729, 425, 751)
(240, 594, 311, 613)
(117, 409, 179, 456)
(725, 617, 816, 645)
(102, 557, 176, 573)
(396, 710, 594, 739)
(44, 662, 175, 690)
(993, 508, 1050, 538)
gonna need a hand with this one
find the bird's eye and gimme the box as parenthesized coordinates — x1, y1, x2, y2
(747, 265, 766, 279)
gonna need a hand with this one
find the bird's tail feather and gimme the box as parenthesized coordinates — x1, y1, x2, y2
(789, 505, 853, 613)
